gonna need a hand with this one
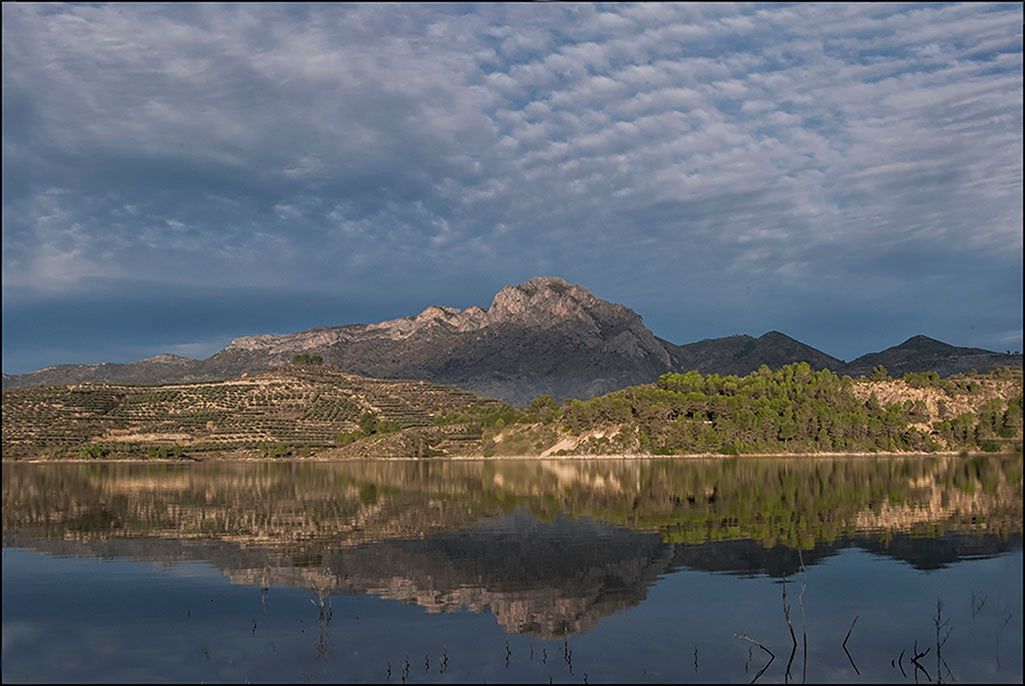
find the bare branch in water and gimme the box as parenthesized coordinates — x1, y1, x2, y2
(934, 598, 955, 683)
(735, 634, 775, 684)
(783, 578, 798, 646)
(843, 615, 859, 649)
(783, 577, 798, 683)
(842, 615, 860, 675)
(750, 654, 774, 685)
(911, 640, 933, 682)
(970, 591, 988, 620)
(798, 549, 808, 685)
(735, 634, 775, 659)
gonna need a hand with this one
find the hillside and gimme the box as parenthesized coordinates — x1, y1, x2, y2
(2, 277, 1021, 403)
(3, 363, 1020, 461)
(0, 366, 501, 461)
(469, 365, 1023, 458)
(845, 335, 1021, 377)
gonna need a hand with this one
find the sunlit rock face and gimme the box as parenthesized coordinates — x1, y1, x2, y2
(359, 277, 633, 340)
(267, 276, 678, 403)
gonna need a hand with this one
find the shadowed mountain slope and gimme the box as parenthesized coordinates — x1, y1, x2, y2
(844, 335, 1021, 378)
(665, 330, 844, 376)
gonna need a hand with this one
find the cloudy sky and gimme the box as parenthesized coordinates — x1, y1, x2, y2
(3, 2, 1022, 373)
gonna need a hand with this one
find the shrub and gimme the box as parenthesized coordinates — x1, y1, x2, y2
(903, 371, 939, 388)
(259, 442, 294, 458)
(335, 431, 363, 446)
(145, 445, 186, 458)
(334, 413, 401, 446)
(78, 444, 110, 459)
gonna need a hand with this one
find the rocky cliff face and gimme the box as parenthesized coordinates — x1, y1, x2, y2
(223, 277, 667, 360)
(3, 278, 1020, 402)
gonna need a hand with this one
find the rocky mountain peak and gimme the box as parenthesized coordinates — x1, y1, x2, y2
(486, 276, 638, 332)
(413, 305, 476, 327)
(141, 353, 196, 365)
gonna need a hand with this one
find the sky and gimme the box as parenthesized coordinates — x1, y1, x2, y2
(2, 2, 1023, 374)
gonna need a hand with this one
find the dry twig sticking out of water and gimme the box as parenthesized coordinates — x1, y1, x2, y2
(970, 591, 988, 621)
(894, 648, 907, 678)
(996, 604, 1013, 670)
(735, 633, 775, 684)
(911, 639, 932, 683)
(934, 598, 954, 683)
(798, 550, 808, 685)
(783, 576, 798, 683)
(842, 615, 860, 675)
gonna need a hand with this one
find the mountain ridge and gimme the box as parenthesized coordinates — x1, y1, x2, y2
(3, 277, 1020, 402)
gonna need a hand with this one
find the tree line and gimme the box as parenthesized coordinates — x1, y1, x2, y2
(438, 363, 1023, 455)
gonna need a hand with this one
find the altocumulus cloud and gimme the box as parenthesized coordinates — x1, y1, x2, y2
(2, 2, 1022, 372)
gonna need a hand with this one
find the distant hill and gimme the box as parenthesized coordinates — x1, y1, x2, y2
(665, 330, 845, 376)
(844, 335, 1021, 378)
(2, 277, 1021, 403)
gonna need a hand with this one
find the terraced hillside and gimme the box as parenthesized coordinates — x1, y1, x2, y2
(1, 367, 501, 460)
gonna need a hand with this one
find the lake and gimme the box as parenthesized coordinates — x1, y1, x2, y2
(2, 455, 1022, 683)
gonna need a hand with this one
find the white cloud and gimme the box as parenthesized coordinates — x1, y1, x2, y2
(1, 2, 1021, 360)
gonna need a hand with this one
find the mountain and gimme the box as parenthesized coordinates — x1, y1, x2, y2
(665, 330, 844, 376)
(1, 355, 217, 389)
(3, 277, 1021, 402)
(844, 335, 1021, 378)
(3, 277, 677, 403)
(210, 277, 675, 404)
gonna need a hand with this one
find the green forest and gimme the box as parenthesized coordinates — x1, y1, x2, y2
(440, 363, 1024, 456)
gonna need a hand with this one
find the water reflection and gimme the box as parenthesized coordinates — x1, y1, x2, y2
(3, 456, 1021, 638)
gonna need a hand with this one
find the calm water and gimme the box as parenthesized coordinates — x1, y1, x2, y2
(2, 456, 1022, 683)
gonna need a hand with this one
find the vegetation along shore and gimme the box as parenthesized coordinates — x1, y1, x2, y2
(3, 363, 1021, 461)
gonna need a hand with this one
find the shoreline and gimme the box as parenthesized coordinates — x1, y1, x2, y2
(6, 449, 1020, 464)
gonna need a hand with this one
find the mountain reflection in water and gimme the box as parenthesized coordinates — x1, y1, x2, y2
(3, 456, 1021, 639)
